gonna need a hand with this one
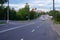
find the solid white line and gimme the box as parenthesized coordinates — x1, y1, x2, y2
(0, 21, 42, 33)
(0, 23, 33, 33)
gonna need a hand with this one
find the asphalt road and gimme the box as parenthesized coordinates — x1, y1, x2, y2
(0, 16, 57, 40)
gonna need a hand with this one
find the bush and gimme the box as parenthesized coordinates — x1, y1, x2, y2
(49, 10, 60, 23)
(29, 11, 39, 20)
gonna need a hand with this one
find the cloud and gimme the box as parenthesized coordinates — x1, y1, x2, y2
(4, 0, 60, 11)
(4, 4, 25, 11)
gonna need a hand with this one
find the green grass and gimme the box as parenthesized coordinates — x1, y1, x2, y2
(0, 22, 6, 24)
(55, 20, 60, 24)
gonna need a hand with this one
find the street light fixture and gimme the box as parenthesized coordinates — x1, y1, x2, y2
(7, 0, 9, 23)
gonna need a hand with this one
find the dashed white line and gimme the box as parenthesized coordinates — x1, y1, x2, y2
(0, 21, 42, 33)
(31, 29, 35, 32)
(21, 38, 24, 40)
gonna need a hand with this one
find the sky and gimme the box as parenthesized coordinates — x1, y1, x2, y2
(4, 0, 60, 12)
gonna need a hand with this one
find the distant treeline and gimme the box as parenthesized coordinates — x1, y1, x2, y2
(0, 2, 41, 20)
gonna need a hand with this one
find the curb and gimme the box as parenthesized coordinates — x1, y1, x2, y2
(51, 24, 60, 37)
(51, 24, 60, 40)
(49, 19, 60, 38)
(50, 20, 60, 37)
(0, 24, 6, 25)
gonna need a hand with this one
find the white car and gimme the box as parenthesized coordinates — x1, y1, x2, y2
(41, 18, 45, 21)
(49, 16, 53, 19)
(40, 16, 45, 21)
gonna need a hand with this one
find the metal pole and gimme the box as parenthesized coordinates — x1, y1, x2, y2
(7, 0, 9, 23)
(53, 0, 55, 18)
(53, 0, 56, 24)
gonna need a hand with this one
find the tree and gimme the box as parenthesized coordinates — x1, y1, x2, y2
(17, 8, 28, 20)
(0, 6, 5, 20)
(0, 0, 8, 20)
(0, 0, 8, 7)
(29, 11, 39, 20)
(17, 3, 41, 20)
(25, 3, 30, 19)
(17, 3, 30, 20)
(29, 11, 36, 19)
(9, 8, 16, 20)
(49, 10, 60, 22)
(49, 10, 53, 16)
(0, 6, 17, 20)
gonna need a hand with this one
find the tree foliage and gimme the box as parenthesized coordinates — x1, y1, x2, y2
(49, 10, 60, 22)
(0, 0, 8, 6)
(17, 3, 30, 20)
(17, 3, 40, 20)
(0, 6, 17, 20)
(0, 3, 41, 20)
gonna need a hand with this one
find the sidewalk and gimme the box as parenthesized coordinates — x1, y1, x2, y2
(53, 24, 60, 36)
(51, 20, 60, 36)
(50, 20, 60, 40)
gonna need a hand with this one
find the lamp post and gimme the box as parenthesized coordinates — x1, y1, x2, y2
(7, 0, 9, 23)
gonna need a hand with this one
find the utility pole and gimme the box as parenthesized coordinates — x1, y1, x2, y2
(53, 0, 55, 19)
(7, 0, 9, 23)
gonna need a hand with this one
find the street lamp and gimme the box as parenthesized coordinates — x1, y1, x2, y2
(7, 0, 9, 23)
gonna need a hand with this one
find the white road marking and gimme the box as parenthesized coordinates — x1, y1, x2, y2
(31, 29, 35, 32)
(0, 21, 42, 33)
(21, 38, 24, 40)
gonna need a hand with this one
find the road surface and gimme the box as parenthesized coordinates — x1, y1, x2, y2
(0, 16, 57, 40)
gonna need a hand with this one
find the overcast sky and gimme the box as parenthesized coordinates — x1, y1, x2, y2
(5, 0, 60, 11)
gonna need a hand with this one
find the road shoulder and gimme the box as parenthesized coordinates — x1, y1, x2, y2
(50, 20, 60, 40)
